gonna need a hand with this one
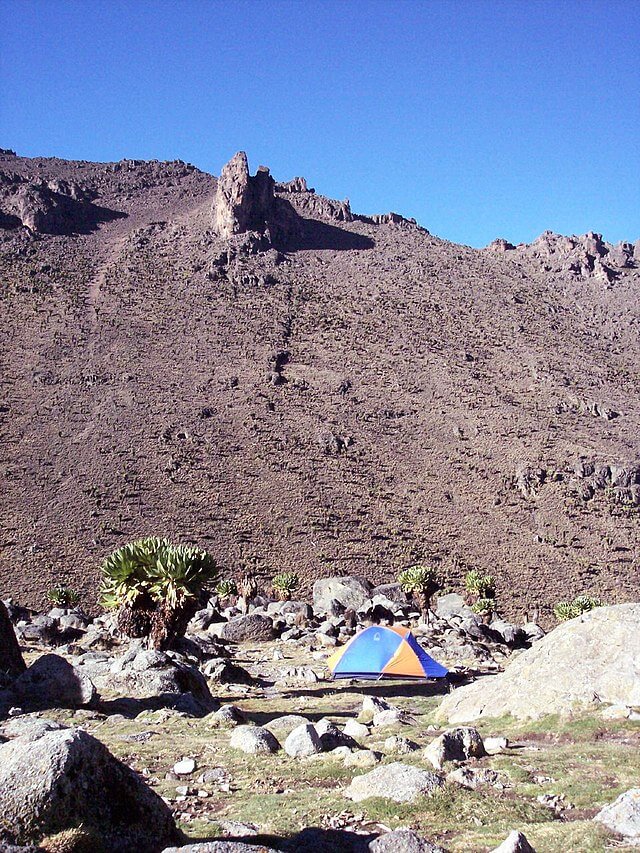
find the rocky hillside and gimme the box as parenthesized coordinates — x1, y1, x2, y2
(1, 147, 639, 616)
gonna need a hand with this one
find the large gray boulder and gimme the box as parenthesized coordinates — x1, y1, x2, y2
(595, 788, 640, 840)
(0, 725, 178, 850)
(104, 648, 216, 714)
(10, 654, 97, 709)
(219, 614, 274, 643)
(284, 723, 322, 758)
(369, 829, 446, 852)
(424, 727, 485, 770)
(344, 762, 443, 803)
(439, 604, 640, 722)
(229, 725, 280, 754)
(313, 576, 372, 614)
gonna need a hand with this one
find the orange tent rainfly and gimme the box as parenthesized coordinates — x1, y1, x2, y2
(327, 624, 448, 680)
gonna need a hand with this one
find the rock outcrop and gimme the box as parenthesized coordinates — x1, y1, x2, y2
(0, 725, 178, 850)
(438, 604, 640, 722)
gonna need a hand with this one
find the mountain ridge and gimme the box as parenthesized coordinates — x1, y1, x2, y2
(1, 149, 639, 620)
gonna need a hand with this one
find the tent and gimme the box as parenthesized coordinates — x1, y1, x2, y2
(327, 624, 448, 680)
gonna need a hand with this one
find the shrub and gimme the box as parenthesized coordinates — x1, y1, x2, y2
(272, 572, 299, 601)
(46, 585, 80, 608)
(215, 579, 238, 599)
(464, 570, 495, 602)
(99, 537, 218, 649)
(553, 594, 604, 622)
(471, 597, 496, 618)
(397, 564, 439, 613)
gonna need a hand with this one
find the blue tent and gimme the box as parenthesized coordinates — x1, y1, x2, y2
(327, 625, 448, 680)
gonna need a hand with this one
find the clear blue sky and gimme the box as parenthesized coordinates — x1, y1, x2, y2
(1, 0, 638, 247)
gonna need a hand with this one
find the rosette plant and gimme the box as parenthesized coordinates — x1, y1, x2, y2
(100, 537, 218, 649)
(272, 572, 300, 601)
(397, 564, 440, 619)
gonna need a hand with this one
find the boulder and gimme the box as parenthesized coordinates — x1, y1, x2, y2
(344, 762, 443, 803)
(104, 648, 216, 715)
(344, 719, 370, 739)
(10, 654, 97, 709)
(284, 723, 323, 758)
(368, 829, 447, 852)
(424, 727, 485, 770)
(314, 718, 359, 751)
(595, 788, 640, 840)
(439, 604, 640, 722)
(313, 576, 372, 614)
(435, 593, 473, 621)
(490, 830, 536, 852)
(219, 614, 274, 643)
(384, 735, 420, 755)
(209, 705, 247, 727)
(264, 714, 311, 739)
(0, 726, 177, 850)
(343, 749, 381, 769)
(229, 725, 280, 754)
(371, 583, 409, 606)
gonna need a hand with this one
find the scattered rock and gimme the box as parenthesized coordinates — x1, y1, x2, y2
(209, 705, 248, 727)
(313, 576, 372, 614)
(424, 727, 485, 770)
(229, 725, 280, 754)
(285, 723, 323, 758)
(344, 719, 370, 739)
(219, 614, 274, 643)
(344, 762, 443, 803)
(173, 757, 196, 775)
(368, 828, 447, 852)
(383, 735, 420, 755)
(489, 830, 536, 853)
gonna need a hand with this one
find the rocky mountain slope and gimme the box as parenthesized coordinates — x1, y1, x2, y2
(1, 147, 638, 616)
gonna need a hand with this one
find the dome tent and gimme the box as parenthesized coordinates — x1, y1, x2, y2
(327, 624, 448, 680)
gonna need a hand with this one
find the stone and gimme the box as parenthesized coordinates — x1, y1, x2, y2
(435, 593, 473, 621)
(264, 714, 311, 739)
(229, 725, 280, 754)
(368, 828, 446, 852)
(344, 762, 443, 803)
(362, 695, 392, 714)
(344, 719, 370, 739)
(0, 716, 66, 741)
(173, 757, 196, 775)
(446, 766, 503, 789)
(371, 583, 410, 606)
(424, 727, 485, 770)
(489, 830, 537, 852)
(0, 726, 177, 850)
(10, 654, 97, 709)
(343, 749, 381, 768)
(595, 788, 640, 839)
(372, 708, 411, 728)
(209, 705, 248, 727)
(219, 614, 274, 643)
(384, 735, 420, 755)
(284, 723, 322, 758)
(439, 604, 640, 722)
(103, 648, 216, 715)
(313, 576, 373, 614)
(202, 658, 253, 684)
(484, 736, 509, 754)
(315, 718, 359, 751)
